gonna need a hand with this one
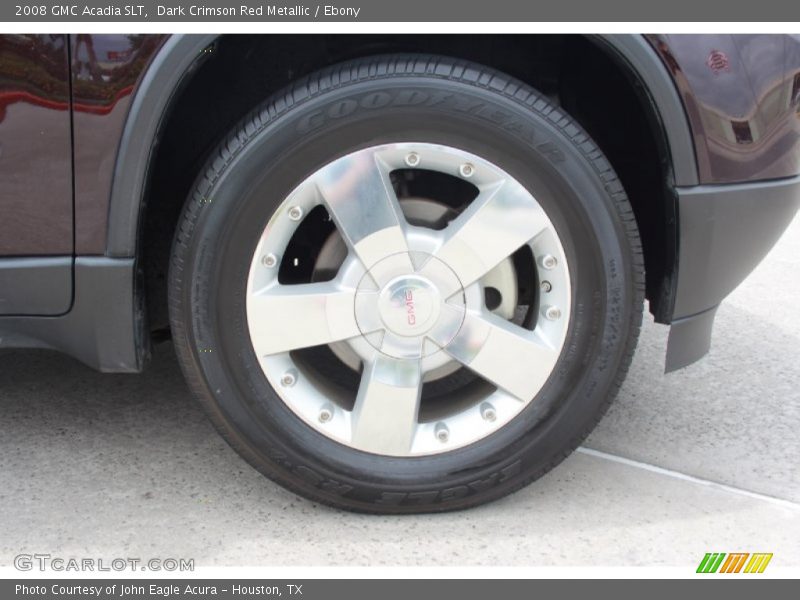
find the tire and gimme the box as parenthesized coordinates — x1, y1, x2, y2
(168, 54, 644, 513)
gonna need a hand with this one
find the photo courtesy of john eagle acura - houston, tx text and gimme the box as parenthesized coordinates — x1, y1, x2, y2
(0, 34, 798, 513)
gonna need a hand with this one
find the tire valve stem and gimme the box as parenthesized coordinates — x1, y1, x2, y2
(434, 422, 450, 443)
(540, 280, 552, 293)
(480, 403, 497, 422)
(280, 369, 298, 387)
(288, 206, 304, 221)
(318, 405, 334, 423)
(459, 163, 475, 178)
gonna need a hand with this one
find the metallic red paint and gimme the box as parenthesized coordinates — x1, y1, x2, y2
(650, 34, 800, 183)
(0, 34, 72, 255)
(70, 34, 165, 253)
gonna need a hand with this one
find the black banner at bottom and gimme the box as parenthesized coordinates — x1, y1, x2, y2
(2, 579, 795, 600)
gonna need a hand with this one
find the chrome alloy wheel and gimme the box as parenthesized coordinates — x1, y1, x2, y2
(246, 143, 571, 457)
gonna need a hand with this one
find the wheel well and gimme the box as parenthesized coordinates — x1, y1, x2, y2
(141, 34, 677, 333)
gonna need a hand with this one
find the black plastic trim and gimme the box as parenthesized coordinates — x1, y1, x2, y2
(666, 175, 800, 371)
(592, 34, 699, 187)
(106, 34, 217, 258)
(673, 176, 800, 319)
(0, 257, 146, 372)
(0, 257, 72, 316)
(665, 305, 718, 373)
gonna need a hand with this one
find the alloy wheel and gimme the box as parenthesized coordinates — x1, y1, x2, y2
(245, 142, 571, 456)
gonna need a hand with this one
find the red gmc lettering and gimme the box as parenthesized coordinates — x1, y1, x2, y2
(405, 290, 416, 325)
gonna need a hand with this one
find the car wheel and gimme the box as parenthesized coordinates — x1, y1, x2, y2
(168, 55, 644, 513)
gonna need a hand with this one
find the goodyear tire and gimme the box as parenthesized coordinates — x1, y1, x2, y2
(169, 55, 644, 513)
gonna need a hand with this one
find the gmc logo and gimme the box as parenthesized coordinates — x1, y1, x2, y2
(405, 289, 416, 325)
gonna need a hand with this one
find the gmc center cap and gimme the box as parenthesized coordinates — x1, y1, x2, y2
(354, 252, 467, 360)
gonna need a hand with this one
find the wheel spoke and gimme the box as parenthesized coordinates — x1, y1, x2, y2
(419, 180, 549, 296)
(439, 308, 559, 401)
(314, 148, 412, 277)
(351, 355, 422, 455)
(248, 282, 371, 356)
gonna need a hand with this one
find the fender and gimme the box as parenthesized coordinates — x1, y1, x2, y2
(106, 34, 219, 258)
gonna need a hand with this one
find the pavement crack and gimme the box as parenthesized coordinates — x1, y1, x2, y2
(577, 446, 800, 511)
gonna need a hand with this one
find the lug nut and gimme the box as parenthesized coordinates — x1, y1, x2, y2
(540, 280, 552, 293)
(404, 152, 420, 167)
(541, 254, 557, 270)
(280, 369, 298, 387)
(318, 405, 333, 423)
(288, 206, 304, 221)
(434, 422, 449, 443)
(262, 253, 278, 268)
(543, 305, 562, 321)
(459, 163, 475, 178)
(480, 403, 497, 422)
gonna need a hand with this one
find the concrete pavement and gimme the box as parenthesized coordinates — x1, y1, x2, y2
(0, 217, 798, 568)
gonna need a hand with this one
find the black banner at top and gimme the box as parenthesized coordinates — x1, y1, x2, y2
(2, 0, 800, 22)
